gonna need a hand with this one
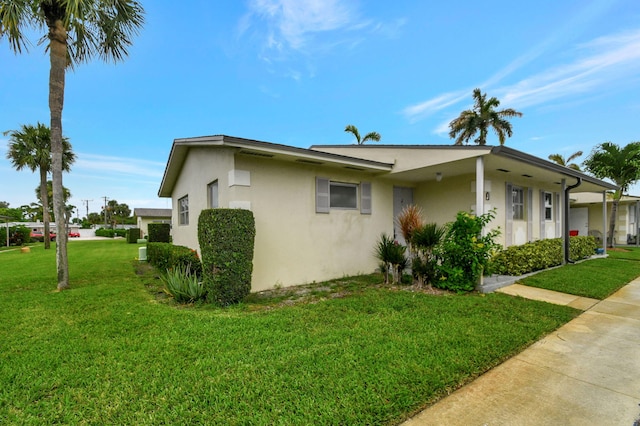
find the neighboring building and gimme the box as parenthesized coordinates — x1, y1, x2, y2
(133, 208, 172, 238)
(158, 135, 617, 292)
(570, 193, 640, 245)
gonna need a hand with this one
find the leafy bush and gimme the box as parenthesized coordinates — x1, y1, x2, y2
(198, 209, 255, 306)
(161, 264, 206, 304)
(435, 210, 501, 292)
(0, 225, 30, 246)
(147, 242, 202, 278)
(148, 223, 171, 243)
(127, 228, 141, 243)
(492, 236, 597, 276)
(374, 233, 407, 284)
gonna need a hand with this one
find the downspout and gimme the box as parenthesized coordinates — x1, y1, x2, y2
(564, 177, 582, 264)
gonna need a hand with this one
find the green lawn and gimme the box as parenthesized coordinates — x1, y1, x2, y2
(520, 247, 640, 299)
(1, 240, 579, 424)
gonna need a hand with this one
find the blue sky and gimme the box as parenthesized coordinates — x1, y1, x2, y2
(1, 0, 640, 217)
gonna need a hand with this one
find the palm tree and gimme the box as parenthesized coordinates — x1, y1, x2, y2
(1, 1, 144, 290)
(583, 142, 640, 247)
(344, 124, 381, 145)
(5, 123, 75, 249)
(449, 88, 523, 145)
(548, 151, 583, 171)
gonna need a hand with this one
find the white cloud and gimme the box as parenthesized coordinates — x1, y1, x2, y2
(501, 29, 640, 108)
(403, 28, 640, 126)
(247, 0, 356, 50)
(73, 153, 165, 179)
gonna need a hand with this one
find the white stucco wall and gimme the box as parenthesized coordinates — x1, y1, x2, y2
(170, 148, 395, 292)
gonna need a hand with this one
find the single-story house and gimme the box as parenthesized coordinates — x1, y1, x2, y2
(133, 208, 172, 238)
(570, 193, 640, 245)
(158, 135, 618, 292)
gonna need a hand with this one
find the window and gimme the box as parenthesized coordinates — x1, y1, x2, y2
(316, 177, 370, 213)
(544, 192, 553, 220)
(178, 195, 189, 225)
(512, 187, 524, 220)
(330, 182, 358, 209)
(208, 180, 219, 208)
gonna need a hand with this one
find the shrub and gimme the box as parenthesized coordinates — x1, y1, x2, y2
(161, 264, 206, 304)
(374, 233, 407, 284)
(492, 236, 597, 276)
(127, 228, 141, 243)
(95, 228, 115, 238)
(148, 223, 171, 243)
(147, 242, 202, 278)
(198, 209, 255, 306)
(395, 204, 423, 255)
(435, 210, 501, 292)
(0, 225, 30, 246)
(411, 223, 446, 286)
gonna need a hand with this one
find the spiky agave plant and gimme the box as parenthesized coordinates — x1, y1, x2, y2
(162, 264, 206, 303)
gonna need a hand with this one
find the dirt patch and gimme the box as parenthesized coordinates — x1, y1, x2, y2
(608, 247, 630, 252)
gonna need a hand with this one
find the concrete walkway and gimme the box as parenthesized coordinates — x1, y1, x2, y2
(402, 278, 640, 426)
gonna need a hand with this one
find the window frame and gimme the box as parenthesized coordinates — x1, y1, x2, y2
(329, 181, 358, 210)
(512, 186, 524, 220)
(544, 192, 553, 221)
(178, 195, 189, 225)
(207, 180, 219, 209)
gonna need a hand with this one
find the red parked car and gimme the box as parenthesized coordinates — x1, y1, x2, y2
(68, 231, 81, 238)
(30, 231, 56, 242)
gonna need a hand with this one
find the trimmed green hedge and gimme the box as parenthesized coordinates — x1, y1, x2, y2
(492, 236, 597, 276)
(147, 242, 202, 278)
(126, 228, 141, 243)
(198, 209, 255, 306)
(148, 223, 171, 243)
(95, 228, 127, 238)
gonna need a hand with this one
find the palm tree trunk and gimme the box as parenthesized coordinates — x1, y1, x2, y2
(49, 20, 69, 291)
(608, 198, 619, 248)
(40, 167, 51, 250)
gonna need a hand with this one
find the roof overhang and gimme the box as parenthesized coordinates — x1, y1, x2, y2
(158, 135, 393, 197)
(314, 144, 617, 193)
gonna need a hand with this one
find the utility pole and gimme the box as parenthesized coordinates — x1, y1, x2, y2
(102, 196, 109, 227)
(81, 199, 92, 221)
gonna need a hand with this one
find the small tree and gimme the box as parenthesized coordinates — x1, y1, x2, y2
(583, 142, 640, 247)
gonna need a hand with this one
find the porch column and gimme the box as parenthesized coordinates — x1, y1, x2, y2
(636, 201, 640, 247)
(602, 191, 607, 254)
(476, 157, 485, 235)
(561, 179, 567, 265)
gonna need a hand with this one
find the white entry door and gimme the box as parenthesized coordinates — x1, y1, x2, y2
(569, 207, 589, 237)
(393, 187, 414, 245)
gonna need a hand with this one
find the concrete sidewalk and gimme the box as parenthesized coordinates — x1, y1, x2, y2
(402, 279, 640, 426)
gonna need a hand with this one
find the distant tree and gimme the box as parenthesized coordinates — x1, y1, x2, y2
(87, 212, 102, 225)
(101, 199, 132, 227)
(5, 123, 75, 249)
(548, 151, 583, 171)
(0, 0, 145, 290)
(0, 201, 9, 208)
(449, 88, 522, 145)
(344, 124, 381, 145)
(35, 181, 71, 221)
(583, 142, 640, 247)
(0, 207, 23, 221)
